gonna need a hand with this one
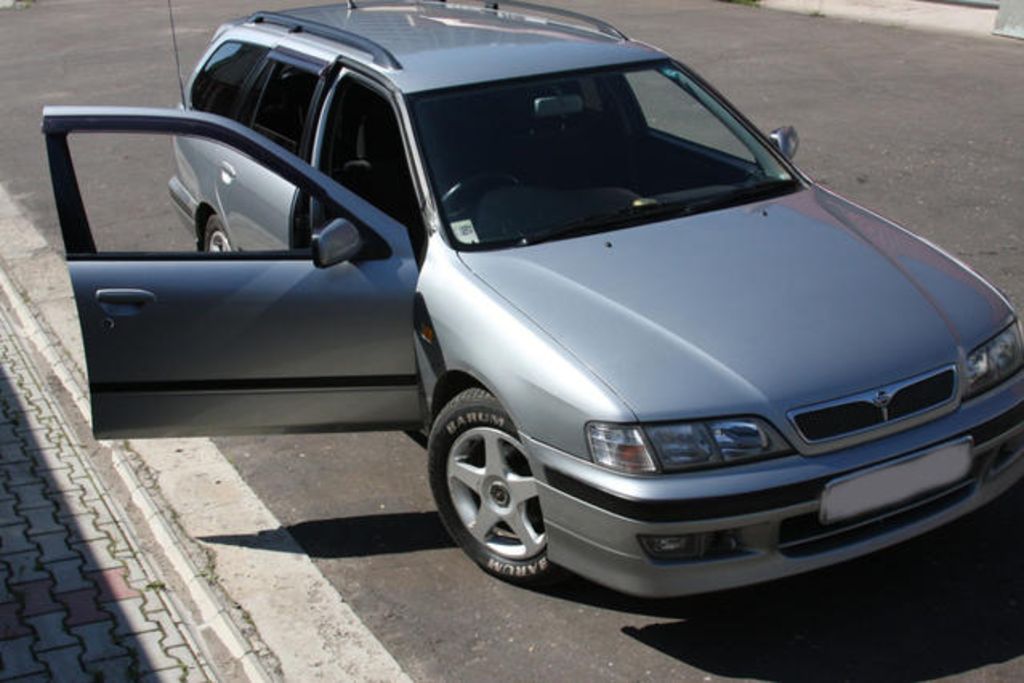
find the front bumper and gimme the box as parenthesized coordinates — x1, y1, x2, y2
(525, 371, 1024, 598)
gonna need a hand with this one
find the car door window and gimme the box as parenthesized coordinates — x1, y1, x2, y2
(190, 42, 268, 119)
(71, 132, 307, 254)
(248, 62, 320, 156)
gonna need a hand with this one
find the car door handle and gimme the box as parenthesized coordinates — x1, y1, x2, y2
(95, 288, 156, 316)
(219, 161, 236, 185)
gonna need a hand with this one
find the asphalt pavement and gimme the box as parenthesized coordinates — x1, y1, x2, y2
(1, 0, 1023, 681)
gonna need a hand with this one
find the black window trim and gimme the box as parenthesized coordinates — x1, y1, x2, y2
(266, 46, 330, 78)
(290, 60, 339, 248)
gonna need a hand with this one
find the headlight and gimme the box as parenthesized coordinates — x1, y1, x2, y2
(586, 418, 790, 474)
(649, 418, 790, 471)
(586, 423, 657, 473)
(964, 320, 1024, 399)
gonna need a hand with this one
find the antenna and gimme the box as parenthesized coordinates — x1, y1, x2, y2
(166, 0, 186, 106)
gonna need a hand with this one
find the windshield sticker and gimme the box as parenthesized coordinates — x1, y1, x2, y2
(451, 219, 480, 244)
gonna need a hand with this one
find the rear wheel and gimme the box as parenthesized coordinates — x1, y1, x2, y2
(428, 388, 566, 586)
(203, 214, 232, 252)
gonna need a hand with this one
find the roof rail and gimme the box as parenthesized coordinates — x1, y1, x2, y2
(437, 0, 628, 41)
(248, 11, 403, 70)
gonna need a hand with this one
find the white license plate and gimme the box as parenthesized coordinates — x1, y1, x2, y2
(820, 438, 972, 524)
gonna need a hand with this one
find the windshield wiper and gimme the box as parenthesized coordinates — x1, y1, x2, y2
(518, 178, 799, 247)
(518, 199, 696, 246)
(683, 177, 799, 215)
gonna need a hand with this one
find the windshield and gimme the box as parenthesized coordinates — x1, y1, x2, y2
(411, 61, 797, 249)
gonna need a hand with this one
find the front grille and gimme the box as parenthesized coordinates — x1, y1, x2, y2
(794, 401, 882, 441)
(888, 370, 957, 419)
(790, 366, 957, 443)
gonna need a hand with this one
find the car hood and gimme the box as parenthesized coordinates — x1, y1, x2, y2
(459, 187, 1012, 423)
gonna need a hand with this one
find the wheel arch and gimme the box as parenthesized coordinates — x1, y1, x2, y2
(194, 202, 216, 248)
(430, 369, 489, 421)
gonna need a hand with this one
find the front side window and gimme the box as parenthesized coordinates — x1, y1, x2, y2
(319, 80, 422, 255)
(190, 42, 267, 118)
(412, 61, 796, 249)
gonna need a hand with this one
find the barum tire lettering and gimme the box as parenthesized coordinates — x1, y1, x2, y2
(429, 388, 568, 588)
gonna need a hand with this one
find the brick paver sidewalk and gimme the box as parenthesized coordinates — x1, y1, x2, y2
(0, 302, 213, 680)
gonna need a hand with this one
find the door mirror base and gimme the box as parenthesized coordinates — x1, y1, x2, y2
(312, 218, 363, 268)
(769, 126, 799, 160)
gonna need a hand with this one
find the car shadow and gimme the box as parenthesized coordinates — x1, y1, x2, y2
(199, 478, 1024, 681)
(539, 480, 1024, 682)
(201, 510, 455, 559)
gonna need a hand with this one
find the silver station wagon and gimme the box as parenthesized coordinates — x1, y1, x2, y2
(45, 1, 1024, 597)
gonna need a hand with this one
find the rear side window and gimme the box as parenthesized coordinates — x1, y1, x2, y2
(190, 42, 267, 118)
(248, 62, 320, 155)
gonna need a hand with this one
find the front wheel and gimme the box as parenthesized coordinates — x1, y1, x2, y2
(428, 388, 567, 587)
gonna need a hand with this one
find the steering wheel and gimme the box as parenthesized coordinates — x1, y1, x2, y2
(441, 172, 521, 216)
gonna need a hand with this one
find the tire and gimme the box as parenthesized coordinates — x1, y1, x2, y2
(428, 388, 567, 587)
(202, 214, 232, 252)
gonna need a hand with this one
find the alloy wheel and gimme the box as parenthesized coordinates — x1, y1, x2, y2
(207, 229, 232, 252)
(446, 427, 546, 560)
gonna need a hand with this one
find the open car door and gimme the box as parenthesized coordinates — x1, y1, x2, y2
(43, 106, 421, 438)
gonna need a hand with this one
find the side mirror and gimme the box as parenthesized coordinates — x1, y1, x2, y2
(769, 126, 799, 160)
(312, 218, 363, 268)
